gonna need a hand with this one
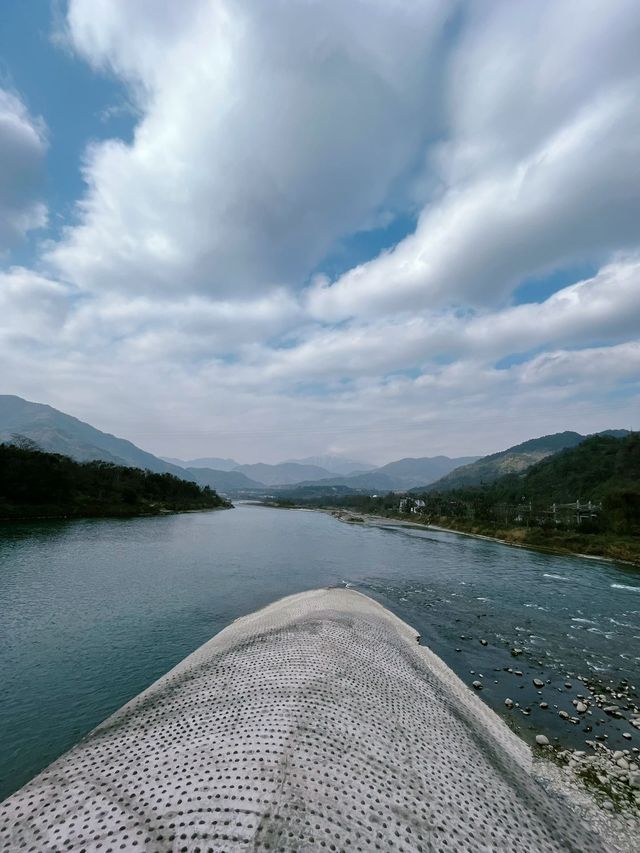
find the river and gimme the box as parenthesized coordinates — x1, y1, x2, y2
(1, 503, 638, 801)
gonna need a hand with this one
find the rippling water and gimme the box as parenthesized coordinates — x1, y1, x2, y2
(1, 504, 639, 800)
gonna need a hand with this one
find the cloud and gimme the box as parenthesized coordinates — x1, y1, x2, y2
(1, 0, 639, 463)
(240, 259, 640, 385)
(49, 0, 453, 296)
(309, 83, 640, 320)
(0, 267, 71, 344)
(0, 89, 48, 249)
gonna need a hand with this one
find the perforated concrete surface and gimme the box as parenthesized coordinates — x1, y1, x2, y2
(1, 588, 610, 852)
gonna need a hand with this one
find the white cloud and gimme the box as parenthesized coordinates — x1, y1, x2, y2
(309, 84, 640, 319)
(49, 0, 452, 296)
(0, 90, 47, 249)
(2, 0, 639, 462)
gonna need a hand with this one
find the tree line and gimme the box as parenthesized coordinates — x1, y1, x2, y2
(0, 442, 229, 520)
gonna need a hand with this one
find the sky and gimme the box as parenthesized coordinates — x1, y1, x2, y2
(0, 0, 639, 465)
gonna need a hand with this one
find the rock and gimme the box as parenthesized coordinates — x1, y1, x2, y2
(613, 750, 624, 760)
(603, 705, 620, 715)
(575, 702, 587, 714)
(514, 670, 523, 677)
(472, 680, 483, 690)
(616, 758, 629, 770)
(535, 734, 550, 746)
(533, 679, 544, 688)
(511, 648, 523, 657)
(558, 710, 570, 720)
(629, 772, 640, 788)
(540, 702, 549, 709)
(480, 639, 488, 646)
(623, 733, 632, 740)
(504, 698, 514, 709)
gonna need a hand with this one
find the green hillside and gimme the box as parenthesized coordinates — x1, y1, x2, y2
(491, 434, 640, 506)
(0, 443, 230, 520)
(425, 430, 629, 491)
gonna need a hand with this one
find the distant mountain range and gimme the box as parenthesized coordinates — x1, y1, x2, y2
(163, 455, 239, 472)
(0, 395, 630, 499)
(166, 454, 373, 478)
(290, 456, 480, 492)
(282, 455, 374, 476)
(420, 430, 630, 492)
(232, 462, 337, 486)
(185, 467, 263, 492)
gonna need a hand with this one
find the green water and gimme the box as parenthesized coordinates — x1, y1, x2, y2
(1, 504, 639, 800)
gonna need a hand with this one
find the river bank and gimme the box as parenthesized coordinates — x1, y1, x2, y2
(293, 505, 640, 566)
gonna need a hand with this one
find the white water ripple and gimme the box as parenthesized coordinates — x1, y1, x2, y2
(611, 583, 640, 592)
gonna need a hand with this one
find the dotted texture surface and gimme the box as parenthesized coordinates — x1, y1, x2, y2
(1, 588, 606, 852)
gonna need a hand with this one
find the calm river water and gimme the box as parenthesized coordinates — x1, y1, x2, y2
(1, 503, 639, 801)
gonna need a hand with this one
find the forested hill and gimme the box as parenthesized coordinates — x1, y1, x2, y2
(488, 433, 640, 505)
(417, 433, 640, 539)
(0, 443, 230, 520)
(424, 429, 629, 491)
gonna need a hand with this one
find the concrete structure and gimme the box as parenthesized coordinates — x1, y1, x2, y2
(0, 588, 611, 851)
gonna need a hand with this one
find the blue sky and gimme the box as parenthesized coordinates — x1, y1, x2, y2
(0, 0, 134, 261)
(0, 0, 638, 463)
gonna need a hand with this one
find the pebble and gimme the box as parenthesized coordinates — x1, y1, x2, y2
(504, 698, 514, 709)
(533, 679, 544, 688)
(535, 734, 550, 746)
(540, 702, 549, 709)
(575, 702, 587, 714)
(558, 710, 570, 720)
(480, 639, 488, 646)
(472, 680, 483, 690)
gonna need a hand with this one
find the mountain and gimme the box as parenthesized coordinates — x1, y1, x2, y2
(232, 461, 335, 486)
(490, 433, 639, 505)
(282, 455, 374, 476)
(186, 467, 263, 493)
(425, 430, 630, 492)
(283, 456, 479, 493)
(164, 456, 240, 471)
(374, 456, 479, 489)
(287, 471, 399, 491)
(0, 395, 191, 480)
